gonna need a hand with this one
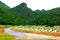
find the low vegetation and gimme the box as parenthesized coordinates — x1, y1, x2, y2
(0, 33, 15, 40)
(0, 25, 15, 40)
(11, 25, 60, 36)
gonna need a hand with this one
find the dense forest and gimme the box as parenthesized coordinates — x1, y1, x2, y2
(0, 1, 60, 26)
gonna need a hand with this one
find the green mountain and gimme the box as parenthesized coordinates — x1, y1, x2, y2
(0, 1, 10, 12)
(11, 2, 38, 25)
(0, 1, 60, 26)
(0, 1, 15, 25)
(37, 7, 60, 26)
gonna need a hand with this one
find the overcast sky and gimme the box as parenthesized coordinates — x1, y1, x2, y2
(0, 0, 60, 10)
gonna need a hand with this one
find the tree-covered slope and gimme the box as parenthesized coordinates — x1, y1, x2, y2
(0, 1, 60, 26)
(0, 1, 16, 25)
(11, 2, 38, 25)
(37, 7, 60, 26)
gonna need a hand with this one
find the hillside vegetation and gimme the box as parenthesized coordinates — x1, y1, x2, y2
(0, 1, 60, 26)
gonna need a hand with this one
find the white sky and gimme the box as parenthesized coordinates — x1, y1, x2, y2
(0, 0, 60, 10)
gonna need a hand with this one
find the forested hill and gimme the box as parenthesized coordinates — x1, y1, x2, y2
(0, 1, 10, 12)
(0, 1, 60, 26)
(11, 2, 39, 25)
(0, 1, 16, 25)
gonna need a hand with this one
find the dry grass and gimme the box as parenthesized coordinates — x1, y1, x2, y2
(11, 26, 60, 37)
(0, 28, 4, 33)
(12, 29, 60, 37)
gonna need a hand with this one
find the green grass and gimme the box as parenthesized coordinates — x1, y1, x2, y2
(0, 25, 14, 28)
(0, 34, 15, 40)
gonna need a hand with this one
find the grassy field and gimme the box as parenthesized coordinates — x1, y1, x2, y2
(0, 33, 15, 40)
(11, 25, 60, 36)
